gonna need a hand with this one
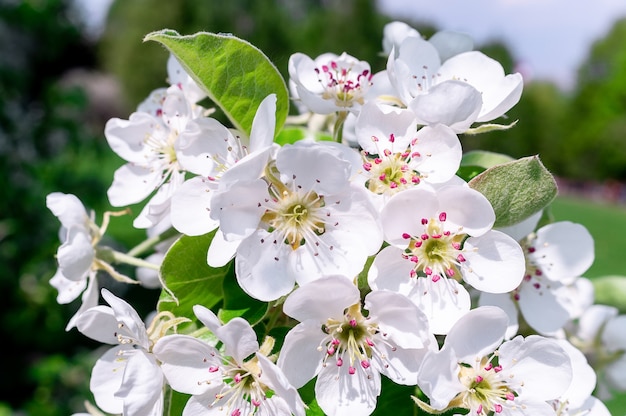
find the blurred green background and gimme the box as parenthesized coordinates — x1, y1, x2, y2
(2, 0, 626, 414)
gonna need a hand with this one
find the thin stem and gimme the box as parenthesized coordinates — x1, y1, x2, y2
(111, 249, 161, 270)
(333, 110, 348, 143)
(126, 227, 180, 257)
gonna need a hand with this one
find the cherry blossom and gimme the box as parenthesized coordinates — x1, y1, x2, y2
(277, 277, 434, 416)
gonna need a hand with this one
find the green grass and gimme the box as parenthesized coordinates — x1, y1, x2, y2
(550, 195, 626, 278)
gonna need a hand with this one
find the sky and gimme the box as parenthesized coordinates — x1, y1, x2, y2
(376, 0, 626, 90)
(73, 0, 626, 91)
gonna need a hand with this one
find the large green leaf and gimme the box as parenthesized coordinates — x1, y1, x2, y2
(468, 155, 558, 228)
(158, 231, 230, 321)
(144, 29, 289, 136)
(218, 270, 268, 326)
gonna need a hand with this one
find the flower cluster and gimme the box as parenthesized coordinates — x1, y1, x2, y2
(46, 21, 621, 416)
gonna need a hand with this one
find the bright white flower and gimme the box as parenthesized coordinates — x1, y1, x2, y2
(386, 36, 522, 132)
(368, 185, 525, 334)
(278, 277, 434, 416)
(416, 306, 573, 415)
(354, 101, 462, 205)
(566, 304, 626, 400)
(289, 52, 373, 114)
(153, 305, 305, 416)
(209, 140, 383, 301)
(170, 94, 278, 236)
(75, 289, 184, 416)
(46, 192, 130, 330)
(105, 71, 215, 228)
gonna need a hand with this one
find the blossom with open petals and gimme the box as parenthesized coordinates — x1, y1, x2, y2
(208, 140, 383, 301)
(153, 305, 305, 416)
(75, 289, 183, 416)
(278, 277, 434, 416)
(289, 52, 373, 114)
(369, 185, 525, 333)
(481, 221, 595, 337)
(416, 306, 573, 415)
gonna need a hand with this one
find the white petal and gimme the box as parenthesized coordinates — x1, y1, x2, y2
(576, 305, 618, 343)
(46, 192, 88, 228)
(65, 273, 100, 331)
(518, 280, 571, 335)
(170, 176, 219, 236)
(368, 245, 415, 292)
(315, 364, 380, 416)
(375, 344, 426, 385)
(117, 350, 164, 416)
(417, 346, 463, 410)
(444, 305, 508, 362)
(277, 321, 325, 389)
(409, 80, 482, 132)
(437, 185, 495, 236)
(101, 288, 150, 348)
(104, 112, 158, 164)
(411, 124, 462, 183)
(478, 292, 519, 340)
(283, 276, 360, 323)
(90, 346, 126, 414)
(57, 226, 94, 281)
(380, 187, 440, 246)
(166, 54, 206, 104)
(192, 305, 222, 334)
(175, 117, 236, 176)
(75, 305, 119, 344)
(206, 230, 239, 267)
(235, 234, 296, 302)
(256, 353, 306, 416)
(216, 318, 259, 364)
(249, 94, 277, 153)
(498, 335, 572, 401)
(209, 179, 266, 241)
(355, 101, 417, 154)
(462, 230, 525, 293)
(555, 339, 596, 409)
(409, 278, 471, 335)
(276, 143, 351, 196)
(382, 21, 420, 55)
(531, 221, 594, 281)
(50, 269, 86, 304)
(107, 163, 162, 207)
(152, 334, 222, 395)
(604, 356, 626, 390)
(365, 290, 431, 349)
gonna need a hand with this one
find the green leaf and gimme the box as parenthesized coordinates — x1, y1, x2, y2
(457, 150, 515, 182)
(218, 271, 268, 325)
(591, 275, 626, 313)
(468, 155, 558, 228)
(144, 29, 289, 136)
(158, 230, 229, 321)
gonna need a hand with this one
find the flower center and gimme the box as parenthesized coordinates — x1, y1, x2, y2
(319, 304, 389, 376)
(261, 188, 326, 250)
(455, 357, 516, 415)
(402, 213, 466, 282)
(512, 235, 548, 302)
(315, 59, 372, 108)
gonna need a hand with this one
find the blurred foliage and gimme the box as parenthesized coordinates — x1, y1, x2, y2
(4, 0, 626, 414)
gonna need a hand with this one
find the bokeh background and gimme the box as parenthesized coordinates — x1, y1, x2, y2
(2, 0, 626, 414)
